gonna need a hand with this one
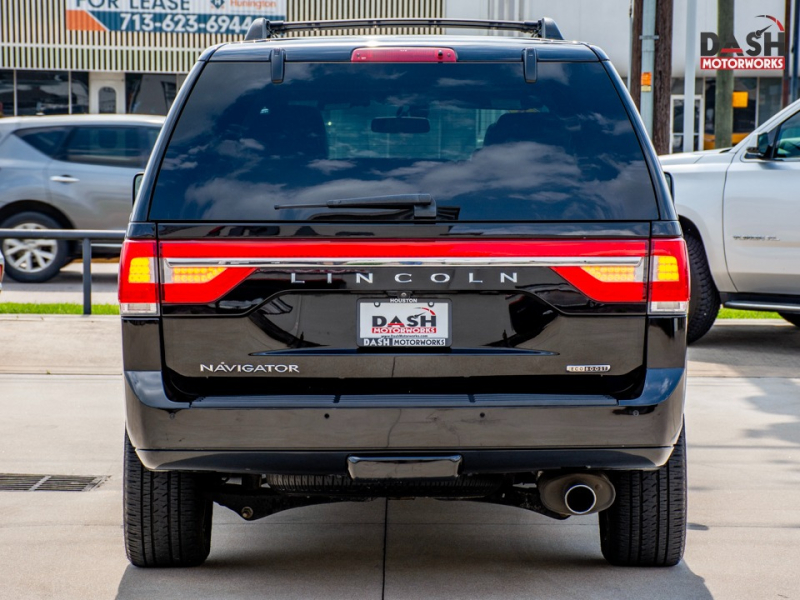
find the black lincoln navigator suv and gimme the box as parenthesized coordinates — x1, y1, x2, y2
(120, 18, 689, 569)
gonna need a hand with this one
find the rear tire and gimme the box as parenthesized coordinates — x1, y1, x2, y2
(685, 232, 719, 344)
(0, 211, 70, 283)
(123, 433, 213, 567)
(778, 312, 800, 327)
(599, 427, 687, 567)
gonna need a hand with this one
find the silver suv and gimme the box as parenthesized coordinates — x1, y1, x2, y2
(0, 115, 164, 282)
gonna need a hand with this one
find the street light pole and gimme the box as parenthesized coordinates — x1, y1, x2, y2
(683, 0, 699, 152)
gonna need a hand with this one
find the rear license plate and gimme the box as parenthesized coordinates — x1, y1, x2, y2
(357, 299, 451, 347)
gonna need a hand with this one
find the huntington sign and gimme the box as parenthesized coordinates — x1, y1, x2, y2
(700, 14, 786, 70)
(65, 0, 286, 34)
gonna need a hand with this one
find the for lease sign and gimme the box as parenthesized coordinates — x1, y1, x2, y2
(65, 0, 286, 34)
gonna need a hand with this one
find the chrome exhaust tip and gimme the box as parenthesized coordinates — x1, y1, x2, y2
(538, 473, 615, 517)
(564, 483, 597, 515)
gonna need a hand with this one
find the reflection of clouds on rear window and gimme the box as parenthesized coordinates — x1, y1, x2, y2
(434, 77, 484, 87)
(308, 159, 357, 174)
(543, 63, 571, 86)
(150, 61, 657, 222)
(582, 112, 633, 136)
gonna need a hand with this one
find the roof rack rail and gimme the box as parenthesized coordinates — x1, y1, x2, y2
(244, 18, 564, 42)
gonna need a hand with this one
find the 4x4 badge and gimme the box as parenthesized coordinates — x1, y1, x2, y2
(566, 365, 611, 373)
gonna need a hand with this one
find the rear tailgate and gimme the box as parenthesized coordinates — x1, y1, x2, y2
(119, 232, 689, 399)
(122, 45, 689, 399)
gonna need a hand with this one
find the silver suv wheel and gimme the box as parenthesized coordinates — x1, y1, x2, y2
(0, 211, 69, 283)
(2, 223, 58, 274)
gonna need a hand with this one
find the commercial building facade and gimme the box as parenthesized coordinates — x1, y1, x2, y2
(0, 0, 443, 117)
(0, 0, 794, 152)
(464, 0, 790, 152)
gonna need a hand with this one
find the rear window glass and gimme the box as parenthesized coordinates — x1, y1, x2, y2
(150, 61, 657, 222)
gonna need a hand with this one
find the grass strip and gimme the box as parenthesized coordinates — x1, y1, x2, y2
(716, 308, 780, 319)
(0, 302, 119, 315)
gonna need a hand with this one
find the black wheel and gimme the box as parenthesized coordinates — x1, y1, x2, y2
(778, 313, 800, 327)
(599, 427, 687, 567)
(0, 211, 70, 283)
(123, 432, 213, 567)
(685, 232, 720, 344)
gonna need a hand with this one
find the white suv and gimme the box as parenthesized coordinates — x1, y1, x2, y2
(661, 98, 800, 342)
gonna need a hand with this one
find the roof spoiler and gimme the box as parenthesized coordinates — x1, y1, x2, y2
(244, 18, 564, 42)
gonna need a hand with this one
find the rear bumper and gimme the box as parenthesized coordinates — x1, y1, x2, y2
(125, 367, 685, 474)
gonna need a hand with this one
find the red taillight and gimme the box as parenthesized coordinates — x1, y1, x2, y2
(553, 238, 689, 312)
(648, 238, 690, 314)
(160, 241, 255, 304)
(160, 239, 647, 260)
(123, 239, 690, 312)
(551, 242, 647, 303)
(118, 240, 158, 316)
(351, 47, 457, 62)
(551, 264, 646, 303)
(157, 239, 651, 306)
(161, 264, 256, 304)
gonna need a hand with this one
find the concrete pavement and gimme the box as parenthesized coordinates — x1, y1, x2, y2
(0, 317, 799, 599)
(0, 315, 121, 374)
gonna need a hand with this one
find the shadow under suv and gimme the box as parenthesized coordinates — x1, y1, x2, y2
(119, 18, 689, 569)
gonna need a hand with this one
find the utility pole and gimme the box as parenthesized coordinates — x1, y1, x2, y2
(652, 0, 674, 155)
(792, 0, 800, 102)
(630, 0, 643, 108)
(628, 1, 634, 91)
(683, 0, 699, 152)
(784, 0, 792, 106)
(714, 0, 734, 149)
(639, 0, 657, 136)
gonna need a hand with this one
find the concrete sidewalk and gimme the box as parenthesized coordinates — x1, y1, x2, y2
(1, 315, 798, 377)
(1, 317, 800, 598)
(0, 315, 121, 374)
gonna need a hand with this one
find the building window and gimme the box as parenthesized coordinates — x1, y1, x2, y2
(669, 78, 705, 153)
(703, 77, 757, 149)
(16, 71, 71, 116)
(71, 72, 89, 114)
(126, 73, 178, 115)
(0, 70, 14, 117)
(98, 86, 117, 114)
(758, 78, 783, 126)
(733, 78, 757, 137)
